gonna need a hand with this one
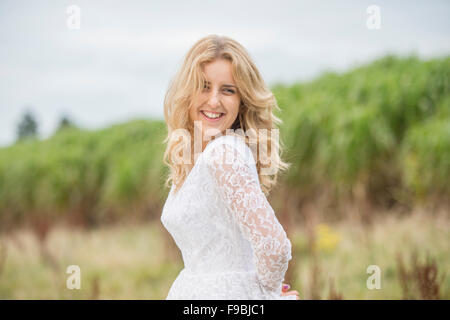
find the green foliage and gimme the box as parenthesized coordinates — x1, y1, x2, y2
(0, 55, 448, 228)
(55, 115, 76, 133)
(16, 110, 39, 142)
(274, 55, 450, 204)
(0, 119, 167, 228)
(401, 111, 450, 200)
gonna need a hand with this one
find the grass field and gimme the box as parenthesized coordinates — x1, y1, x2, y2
(1, 207, 448, 299)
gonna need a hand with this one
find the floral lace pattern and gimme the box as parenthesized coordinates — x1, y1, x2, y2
(160, 134, 295, 300)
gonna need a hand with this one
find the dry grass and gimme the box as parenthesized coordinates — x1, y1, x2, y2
(0, 208, 448, 299)
(290, 207, 449, 299)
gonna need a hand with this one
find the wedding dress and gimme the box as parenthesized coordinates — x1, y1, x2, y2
(160, 134, 296, 300)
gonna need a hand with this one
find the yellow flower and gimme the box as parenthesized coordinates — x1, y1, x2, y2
(316, 224, 340, 252)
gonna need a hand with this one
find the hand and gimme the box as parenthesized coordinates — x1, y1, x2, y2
(281, 283, 300, 300)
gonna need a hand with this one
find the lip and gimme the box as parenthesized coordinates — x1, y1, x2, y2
(200, 110, 225, 122)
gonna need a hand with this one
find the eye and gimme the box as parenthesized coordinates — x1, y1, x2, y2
(224, 88, 235, 94)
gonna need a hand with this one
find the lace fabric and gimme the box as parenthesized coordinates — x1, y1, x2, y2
(160, 134, 295, 300)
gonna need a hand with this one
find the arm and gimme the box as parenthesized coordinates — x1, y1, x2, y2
(205, 138, 292, 294)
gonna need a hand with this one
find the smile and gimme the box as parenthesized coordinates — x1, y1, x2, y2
(200, 110, 225, 121)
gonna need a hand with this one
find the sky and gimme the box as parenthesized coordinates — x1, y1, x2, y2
(0, 0, 449, 146)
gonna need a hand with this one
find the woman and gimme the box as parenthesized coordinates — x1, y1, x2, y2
(161, 34, 300, 300)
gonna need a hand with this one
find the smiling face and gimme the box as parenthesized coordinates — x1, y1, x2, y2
(189, 59, 241, 148)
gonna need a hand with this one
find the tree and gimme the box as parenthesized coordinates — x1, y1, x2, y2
(16, 109, 38, 142)
(56, 114, 76, 133)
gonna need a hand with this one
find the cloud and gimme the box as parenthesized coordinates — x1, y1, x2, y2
(0, 0, 449, 146)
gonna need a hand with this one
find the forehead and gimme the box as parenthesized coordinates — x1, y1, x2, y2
(202, 59, 235, 85)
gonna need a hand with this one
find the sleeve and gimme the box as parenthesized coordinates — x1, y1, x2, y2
(204, 138, 293, 296)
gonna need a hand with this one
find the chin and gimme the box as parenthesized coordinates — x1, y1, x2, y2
(202, 125, 224, 136)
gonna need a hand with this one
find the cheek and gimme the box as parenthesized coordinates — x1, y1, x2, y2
(224, 97, 240, 115)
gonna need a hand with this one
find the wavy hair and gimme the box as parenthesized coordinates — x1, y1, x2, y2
(163, 34, 290, 196)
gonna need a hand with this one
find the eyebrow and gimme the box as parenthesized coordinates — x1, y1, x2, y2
(204, 81, 237, 88)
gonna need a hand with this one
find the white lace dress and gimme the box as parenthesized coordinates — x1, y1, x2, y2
(160, 134, 296, 300)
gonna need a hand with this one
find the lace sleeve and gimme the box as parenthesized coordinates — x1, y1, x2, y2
(204, 137, 292, 294)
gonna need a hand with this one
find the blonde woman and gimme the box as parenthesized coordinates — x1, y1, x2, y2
(161, 34, 299, 300)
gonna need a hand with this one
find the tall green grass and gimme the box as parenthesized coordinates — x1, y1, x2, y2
(274, 55, 449, 207)
(0, 120, 168, 230)
(0, 55, 448, 229)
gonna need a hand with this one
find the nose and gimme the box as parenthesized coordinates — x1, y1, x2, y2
(206, 88, 221, 108)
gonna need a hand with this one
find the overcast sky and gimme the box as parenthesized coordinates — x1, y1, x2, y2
(0, 0, 449, 146)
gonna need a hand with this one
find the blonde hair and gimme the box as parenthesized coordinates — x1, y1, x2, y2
(163, 34, 290, 196)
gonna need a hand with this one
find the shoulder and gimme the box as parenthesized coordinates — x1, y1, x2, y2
(203, 133, 257, 167)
